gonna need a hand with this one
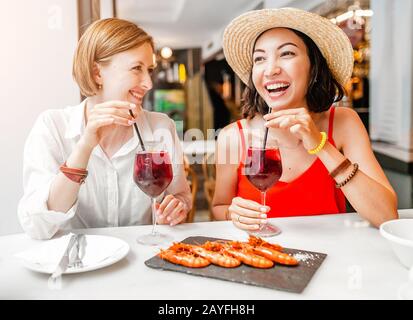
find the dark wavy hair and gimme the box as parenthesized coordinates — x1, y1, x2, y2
(241, 28, 346, 119)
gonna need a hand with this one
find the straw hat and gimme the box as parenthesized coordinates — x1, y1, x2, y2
(223, 7, 354, 87)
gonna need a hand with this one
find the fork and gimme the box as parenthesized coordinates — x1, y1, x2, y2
(70, 234, 85, 268)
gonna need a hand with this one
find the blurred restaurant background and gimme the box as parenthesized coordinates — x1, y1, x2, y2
(1, 0, 413, 235)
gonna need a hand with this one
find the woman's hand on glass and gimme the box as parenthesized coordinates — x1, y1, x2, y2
(81, 100, 137, 150)
(263, 107, 322, 151)
(156, 194, 188, 226)
(228, 197, 270, 231)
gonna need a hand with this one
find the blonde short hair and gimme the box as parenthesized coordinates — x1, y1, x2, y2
(73, 18, 154, 97)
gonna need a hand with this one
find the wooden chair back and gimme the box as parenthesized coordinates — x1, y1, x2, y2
(183, 156, 198, 222)
(201, 152, 216, 220)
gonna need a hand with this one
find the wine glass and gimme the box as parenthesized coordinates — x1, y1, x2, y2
(134, 141, 174, 245)
(243, 138, 282, 237)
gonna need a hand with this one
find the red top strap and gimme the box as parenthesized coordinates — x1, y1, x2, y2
(236, 120, 246, 162)
(328, 106, 336, 142)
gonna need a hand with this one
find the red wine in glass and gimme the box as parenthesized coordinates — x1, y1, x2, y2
(133, 151, 173, 198)
(244, 146, 282, 237)
(245, 148, 282, 193)
(134, 144, 174, 246)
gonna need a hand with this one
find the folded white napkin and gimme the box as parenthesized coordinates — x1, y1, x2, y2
(15, 233, 126, 273)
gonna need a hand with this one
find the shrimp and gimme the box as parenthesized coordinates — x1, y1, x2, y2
(158, 243, 210, 268)
(246, 236, 298, 266)
(250, 246, 298, 266)
(224, 241, 274, 269)
(178, 242, 241, 268)
(247, 235, 283, 251)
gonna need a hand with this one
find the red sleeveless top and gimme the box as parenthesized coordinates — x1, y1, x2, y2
(236, 107, 346, 217)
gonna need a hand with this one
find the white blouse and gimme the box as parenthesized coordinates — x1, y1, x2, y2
(18, 100, 192, 239)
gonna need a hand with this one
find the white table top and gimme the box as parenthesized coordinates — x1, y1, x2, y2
(1, 210, 412, 300)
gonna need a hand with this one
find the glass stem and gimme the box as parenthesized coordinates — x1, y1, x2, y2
(261, 191, 266, 207)
(151, 197, 157, 235)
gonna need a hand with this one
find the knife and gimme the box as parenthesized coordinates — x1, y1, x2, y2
(77, 234, 87, 260)
(50, 234, 78, 279)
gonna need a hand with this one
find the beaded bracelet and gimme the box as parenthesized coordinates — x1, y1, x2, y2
(308, 132, 327, 155)
(335, 163, 359, 188)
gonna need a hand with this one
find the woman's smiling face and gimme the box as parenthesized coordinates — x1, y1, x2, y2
(96, 42, 155, 106)
(252, 28, 311, 112)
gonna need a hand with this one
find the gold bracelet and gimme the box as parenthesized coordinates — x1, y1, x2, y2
(308, 132, 327, 155)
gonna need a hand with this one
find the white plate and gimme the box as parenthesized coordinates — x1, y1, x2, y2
(18, 235, 130, 275)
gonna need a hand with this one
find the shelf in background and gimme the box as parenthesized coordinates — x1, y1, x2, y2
(372, 141, 413, 174)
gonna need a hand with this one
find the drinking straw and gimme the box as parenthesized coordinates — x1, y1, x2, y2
(129, 110, 146, 151)
(262, 105, 272, 150)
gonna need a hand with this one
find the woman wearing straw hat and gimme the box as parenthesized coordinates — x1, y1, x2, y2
(18, 19, 191, 239)
(212, 8, 397, 231)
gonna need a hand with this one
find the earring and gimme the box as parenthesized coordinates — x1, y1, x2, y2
(98, 84, 102, 90)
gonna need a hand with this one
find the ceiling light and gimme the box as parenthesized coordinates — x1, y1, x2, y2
(160, 47, 173, 59)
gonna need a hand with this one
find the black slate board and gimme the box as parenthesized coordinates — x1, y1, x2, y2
(145, 236, 327, 294)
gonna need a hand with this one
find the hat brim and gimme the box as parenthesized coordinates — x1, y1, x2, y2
(223, 8, 354, 87)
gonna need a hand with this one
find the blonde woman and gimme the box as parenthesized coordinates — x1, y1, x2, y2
(18, 19, 191, 239)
